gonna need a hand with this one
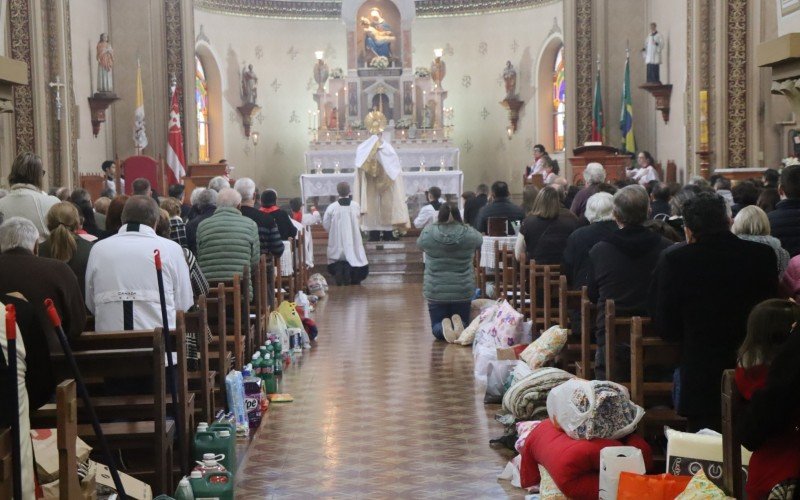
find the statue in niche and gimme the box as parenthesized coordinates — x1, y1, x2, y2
(328, 107, 339, 130)
(503, 61, 517, 99)
(360, 8, 395, 60)
(96, 33, 114, 93)
(423, 103, 433, 129)
(241, 64, 258, 105)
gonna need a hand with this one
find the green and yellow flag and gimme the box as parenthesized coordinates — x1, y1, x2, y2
(619, 52, 635, 153)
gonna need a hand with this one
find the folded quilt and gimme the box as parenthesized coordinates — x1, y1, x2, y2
(502, 367, 575, 421)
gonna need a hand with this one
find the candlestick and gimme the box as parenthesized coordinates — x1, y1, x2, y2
(699, 90, 709, 149)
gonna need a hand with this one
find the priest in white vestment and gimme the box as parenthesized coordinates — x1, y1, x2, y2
(323, 182, 369, 286)
(352, 110, 410, 241)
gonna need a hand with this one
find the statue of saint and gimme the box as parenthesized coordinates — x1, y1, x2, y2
(642, 22, 664, 83)
(242, 64, 258, 105)
(423, 103, 433, 129)
(360, 8, 395, 60)
(503, 61, 517, 99)
(328, 107, 339, 130)
(96, 33, 114, 93)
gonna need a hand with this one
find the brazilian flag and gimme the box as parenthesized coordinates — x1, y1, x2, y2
(620, 53, 635, 153)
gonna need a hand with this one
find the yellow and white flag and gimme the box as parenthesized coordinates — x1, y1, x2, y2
(133, 59, 148, 150)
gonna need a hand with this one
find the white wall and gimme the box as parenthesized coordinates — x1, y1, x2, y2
(778, 0, 800, 35)
(194, 3, 563, 196)
(70, 0, 113, 173)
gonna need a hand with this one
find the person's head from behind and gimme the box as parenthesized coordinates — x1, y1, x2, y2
(681, 192, 729, 242)
(583, 162, 606, 185)
(490, 181, 510, 200)
(9, 152, 45, 189)
(261, 189, 278, 206)
(757, 188, 780, 213)
(168, 183, 186, 202)
(643, 219, 683, 242)
(132, 177, 151, 196)
(427, 186, 442, 203)
(121, 195, 160, 228)
(437, 204, 463, 224)
(336, 182, 351, 199)
(731, 205, 771, 237)
(69, 188, 92, 207)
(688, 176, 711, 191)
(195, 188, 218, 211)
(208, 176, 229, 193)
(714, 176, 732, 192)
(45, 202, 80, 262)
(739, 299, 800, 368)
(531, 186, 561, 220)
(652, 182, 671, 203)
(101, 160, 116, 177)
(670, 186, 699, 217)
(612, 185, 649, 228)
(105, 195, 129, 234)
(461, 191, 475, 203)
(585, 192, 614, 224)
(94, 197, 111, 215)
(217, 188, 242, 209)
(0, 217, 39, 253)
(522, 185, 539, 215)
(779, 164, 800, 200)
(54, 187, 70, 201)
(160, 197, 182, 218)
(476, 184, 489, 196)
(544, 157, 559, 175)
(289, 197, 303, 213)
(233, 178, 257, 205)
(732, 181, 759, 207)
(763, 168, 780, 187)
(155, 208, 171, 238)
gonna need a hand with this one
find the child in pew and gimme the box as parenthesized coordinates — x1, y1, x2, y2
(736, 299, 800, 499)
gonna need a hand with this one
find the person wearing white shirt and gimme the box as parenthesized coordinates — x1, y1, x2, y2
(323, 182, 369, 286)
(526, 144, 547, 179)
(414, 186, 444, 229)
(101, 160, 124, 196)
(85, 195, 193, 332)
(289, 197, 321, 269)
(627, 151, 660, 186)
(643, 22, 664, 84)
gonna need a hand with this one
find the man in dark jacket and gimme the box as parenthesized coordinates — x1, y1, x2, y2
(475, 181, 525, 234)
(260, 189, 298, 241)
(649, 182, 672, 219)
(563, 192, 618, 289)
(587, 186, 673, 380)
(650, 192, 777, 432)
(465, 184, 489, 228)
(234, 178, 284, 258)
(768, 165, 800, 256)
(186, 188, 217, 254)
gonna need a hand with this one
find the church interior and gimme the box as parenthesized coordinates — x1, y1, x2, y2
(1, 0, 800, 498)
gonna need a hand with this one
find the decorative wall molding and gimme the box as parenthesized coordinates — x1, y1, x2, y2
(64, 0, 78, 186)
(575, 0, 592, 144)
(44, 0, 62, 186)
(686, 0, 693, 174)
(9, 0, 35, 154)
(165, 0, 186, 134)
(194, 0, 561, 20)
(726, 0, 747, 166)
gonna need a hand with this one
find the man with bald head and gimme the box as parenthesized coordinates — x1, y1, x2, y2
(85, 195, 193, 331)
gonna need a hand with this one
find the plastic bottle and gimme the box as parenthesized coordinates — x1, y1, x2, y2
(243, 367, 263, 430)
(273, 340, 283, 376)
(188, 470, 234, 500)
(193, 453, 227, 477)
(174, 476, 194, 500)
(263, 353, 277, 395)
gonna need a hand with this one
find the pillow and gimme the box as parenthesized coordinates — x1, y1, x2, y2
(520, 325, 569, 369)
(538, 465, 568, 500)
(674, 470, 727, 499)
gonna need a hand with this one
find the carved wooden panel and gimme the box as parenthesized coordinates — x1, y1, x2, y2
(9, 0, 35, 154)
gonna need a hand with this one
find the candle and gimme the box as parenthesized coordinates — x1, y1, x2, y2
(699, 90, 709, 148)
(308, 110, 312, 129)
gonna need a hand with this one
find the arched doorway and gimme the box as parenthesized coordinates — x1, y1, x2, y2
(194, 43, 223, 162)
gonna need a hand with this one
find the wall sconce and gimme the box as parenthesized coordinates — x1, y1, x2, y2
(251, 131, 260, 146)
(506, 126, 514, 140)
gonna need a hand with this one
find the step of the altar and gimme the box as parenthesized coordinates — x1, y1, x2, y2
(310, 235, 425, 284)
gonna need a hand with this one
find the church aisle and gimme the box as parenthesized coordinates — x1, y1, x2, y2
(235, 283, 521, 498)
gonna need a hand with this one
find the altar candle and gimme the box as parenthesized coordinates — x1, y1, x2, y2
(308, 110, 312, 129)
(699, 90, 709, 149)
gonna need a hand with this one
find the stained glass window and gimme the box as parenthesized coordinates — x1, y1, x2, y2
(553, 46, 566, 152)
(196, 56, 210, 162)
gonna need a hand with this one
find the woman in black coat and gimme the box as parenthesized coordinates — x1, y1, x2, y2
(515, 186, 579, 265)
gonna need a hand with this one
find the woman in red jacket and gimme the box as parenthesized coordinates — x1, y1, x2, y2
(736, 299, 800, 499)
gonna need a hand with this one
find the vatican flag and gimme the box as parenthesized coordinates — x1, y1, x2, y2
(133, 59, 148, 151)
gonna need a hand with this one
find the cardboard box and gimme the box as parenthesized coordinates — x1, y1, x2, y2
(30, 429, 92, 484)
(40, 460, 96, 500)
(94, 461, 152, 500)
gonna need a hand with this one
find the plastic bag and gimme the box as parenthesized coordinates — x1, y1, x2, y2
(484, 360, 518, 404)
(224, 370, 248, 437)
(268, 310, 290, 348)
(277, 301, 303, 329)
(308, 273, 328, 298)
(473, 342, 497, 381)
(598, 446, 646, 500)
(294, 291, 311, 311)
(616, 472, 691, 500)
(474, 300, 523, 349)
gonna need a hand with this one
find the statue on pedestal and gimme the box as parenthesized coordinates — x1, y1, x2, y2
(642, 22, 664, 84)
(242, 64, 258, 105)
(96, 33, 114, 94)
(361, 8, 395, 60)
(503, 61, 517, 99)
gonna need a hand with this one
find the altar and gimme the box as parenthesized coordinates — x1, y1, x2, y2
(301, 170, 463, 206)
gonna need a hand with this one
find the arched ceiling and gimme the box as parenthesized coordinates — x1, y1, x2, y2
(194, 0, 561, 20)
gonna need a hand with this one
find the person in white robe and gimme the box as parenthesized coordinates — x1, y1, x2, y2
(626, 151, 660, 186)
(413, 186, 444, 229)
(323, 182, 369, 286)
(85, 196, 193, 332)
(643, 22, 664, 83)
(527, 144, 547, 179)
(289, 197, 320, 269)
(352, 110, 410, 241)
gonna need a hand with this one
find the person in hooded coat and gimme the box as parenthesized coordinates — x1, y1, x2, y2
(587, 185, 673, 380)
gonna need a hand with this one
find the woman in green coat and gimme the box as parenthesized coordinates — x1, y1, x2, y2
(417, 205, 483, 341)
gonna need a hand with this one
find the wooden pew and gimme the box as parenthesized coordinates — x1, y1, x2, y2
(208, 275, 243, 371)
(184, 296, 213, 424)
(528, 262, 561, 334)
(577, 294, 597, 379)
(494, 244, 516, 307)
(56, 379, 83, 499)
(721, 369, 744, 500)
(553, 277, 590, 374)
(0, 428, 11, 498)
(47, 333, 173, 493)
(541, 265, 561, 330)
(205, 283, 230, 407)
(279, 238, 297, 303)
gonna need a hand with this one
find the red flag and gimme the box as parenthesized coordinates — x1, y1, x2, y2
(166, 86, 186, 185)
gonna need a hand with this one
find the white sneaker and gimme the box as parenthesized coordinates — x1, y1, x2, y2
(442, 318, 457, 343)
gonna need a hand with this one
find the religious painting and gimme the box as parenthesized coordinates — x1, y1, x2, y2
(782, 0, 800, 16)
(356, 1, 402, 68)
(348, 82, 359, 116)
(403, 81, 413, 116)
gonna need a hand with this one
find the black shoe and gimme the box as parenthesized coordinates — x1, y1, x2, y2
(368, 230, 381, 242)
(382, 230, 398, 241)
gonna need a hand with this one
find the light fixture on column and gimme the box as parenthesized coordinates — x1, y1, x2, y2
(431, 48, 446, 89)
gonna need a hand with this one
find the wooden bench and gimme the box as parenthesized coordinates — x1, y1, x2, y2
(494, 245, 516, 307)
(184, 296, 214, 424)
(205, 283, 230, 408)
(55, 379, 85, 499)
(721, 369, 745, 500)
(577, 293, 597, 379)
(528, 262, 561, 334)
(552, 277, 589, 375)
(208, 275, 244, 371)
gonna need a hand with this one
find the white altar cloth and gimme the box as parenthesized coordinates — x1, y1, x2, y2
(305, 146, 460, 172)
(300, 170, 463, 204)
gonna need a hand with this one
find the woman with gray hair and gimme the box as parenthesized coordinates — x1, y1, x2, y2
(562, 192, 618, 288)
(569, 162, 607, 218)
(0, 152, 60, 242)
(732, 205, 789, 276)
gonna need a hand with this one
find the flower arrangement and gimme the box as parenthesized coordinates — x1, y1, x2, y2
(348, 119, 365, 130)
(369, 56, 389, 69)
(394, 117, 412, 129)
(782, 157, 800, 167)
(414, 66, 431, 78)
(330, 67, 344, 79)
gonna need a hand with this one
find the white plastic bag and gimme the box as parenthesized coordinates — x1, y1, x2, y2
(473, 343, 497, 381)
(598, 446, 646, 500)
(484, 360, 518, 404)
(294, 291, 311, 311)
(308, 273, 328, 298)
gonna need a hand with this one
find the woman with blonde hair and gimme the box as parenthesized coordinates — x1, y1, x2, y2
(732, 205, 788, 275)
(38, 202, 94, 299)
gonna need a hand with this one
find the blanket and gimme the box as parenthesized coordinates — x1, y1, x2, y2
(501, 367, 574, 421)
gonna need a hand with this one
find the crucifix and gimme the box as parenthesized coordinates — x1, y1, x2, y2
(48, 75, 66, 120)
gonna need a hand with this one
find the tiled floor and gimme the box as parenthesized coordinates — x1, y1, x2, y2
(235, 283, 522, 499)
